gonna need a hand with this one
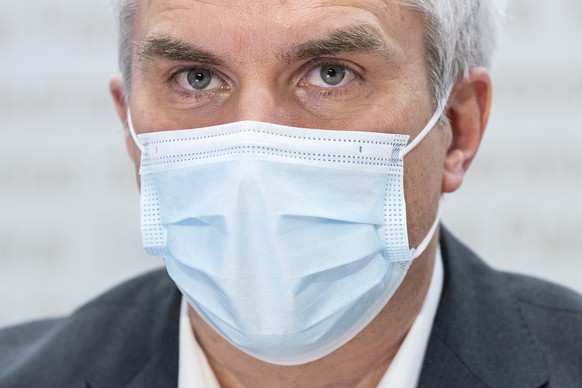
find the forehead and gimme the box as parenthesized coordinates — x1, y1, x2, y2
(137, 0, 402, 18)
(133, 0, 418, 48)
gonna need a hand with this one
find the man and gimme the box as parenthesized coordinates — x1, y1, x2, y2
(1, 0, 581, 386)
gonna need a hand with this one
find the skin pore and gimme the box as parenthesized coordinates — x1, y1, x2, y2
(109, 0, 492, 386)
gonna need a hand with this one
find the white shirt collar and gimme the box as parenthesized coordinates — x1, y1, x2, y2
(178, 298, 221, 387)
(377, 247, 444, 387)
(178, 249, 444, 388)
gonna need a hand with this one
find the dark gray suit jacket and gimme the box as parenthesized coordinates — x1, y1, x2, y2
(1, 229, 581, 387)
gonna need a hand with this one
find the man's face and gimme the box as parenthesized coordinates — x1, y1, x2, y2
(124, 0, 451, 246)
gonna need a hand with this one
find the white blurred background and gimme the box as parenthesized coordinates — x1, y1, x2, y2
(1, 0, 581, 327)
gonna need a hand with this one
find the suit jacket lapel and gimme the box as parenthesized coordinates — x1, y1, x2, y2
(418, 228, 549, 387)
(85, 274, 181, 388)
(82, 228, 552, 387)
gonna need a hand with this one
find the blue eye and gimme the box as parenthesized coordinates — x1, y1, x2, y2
(176, 68, 224, 91)
(320, 65, 346, 86)
(187, 69, 213, 89)
(304, 64, 355, 88)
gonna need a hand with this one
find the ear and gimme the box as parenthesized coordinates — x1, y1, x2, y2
(442, 67, 492, 193)
(109, 75, 135, 160)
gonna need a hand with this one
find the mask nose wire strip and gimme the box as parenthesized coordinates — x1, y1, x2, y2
(127, 109, 145, 154)
(410, 196, 444, 260)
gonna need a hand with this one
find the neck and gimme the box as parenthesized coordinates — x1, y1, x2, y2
(188, 240, 437, 387)
(188, 309, 399, 387)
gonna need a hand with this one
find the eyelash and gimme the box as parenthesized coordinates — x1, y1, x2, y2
(167, 66, 227, 98)
(166, 59, 362, 100)
(299, 59, 362, 95)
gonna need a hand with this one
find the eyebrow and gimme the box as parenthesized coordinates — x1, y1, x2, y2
(135, 24, 389, 67)
(136, 34, 225, 66)
(280, 25, 389, 63)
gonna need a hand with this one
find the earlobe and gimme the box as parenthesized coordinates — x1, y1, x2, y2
(441, 67, 492, 193)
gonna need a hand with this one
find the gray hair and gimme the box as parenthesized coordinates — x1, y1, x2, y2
(402, 0, 506, 108)
(115, 0, 506, 107)
(116, 0, 138, 100)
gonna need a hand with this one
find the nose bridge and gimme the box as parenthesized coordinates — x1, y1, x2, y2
(232, 81, 282, 123)
(215, 18, 299, 125)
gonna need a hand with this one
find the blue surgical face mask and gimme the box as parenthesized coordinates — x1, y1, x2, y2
(127, 107, 445, 365)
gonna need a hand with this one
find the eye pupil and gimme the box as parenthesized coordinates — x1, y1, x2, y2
(320, 65, 346, 86)
(187, 69, 212, 89)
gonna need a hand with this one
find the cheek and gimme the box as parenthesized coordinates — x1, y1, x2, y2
(124, 135, 142, 189)
(402, 127, 449, 245)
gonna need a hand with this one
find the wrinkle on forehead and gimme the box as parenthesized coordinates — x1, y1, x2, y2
(133, 0, 416, 66)
(137, 0, 405, 21)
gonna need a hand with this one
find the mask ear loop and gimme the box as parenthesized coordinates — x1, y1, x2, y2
(410, 197, 444, 260)
(398, 109, 443, 159)
(126, 109, 145, 154)
(399, 89, 452, 258)
(398, 89, 452, 159)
